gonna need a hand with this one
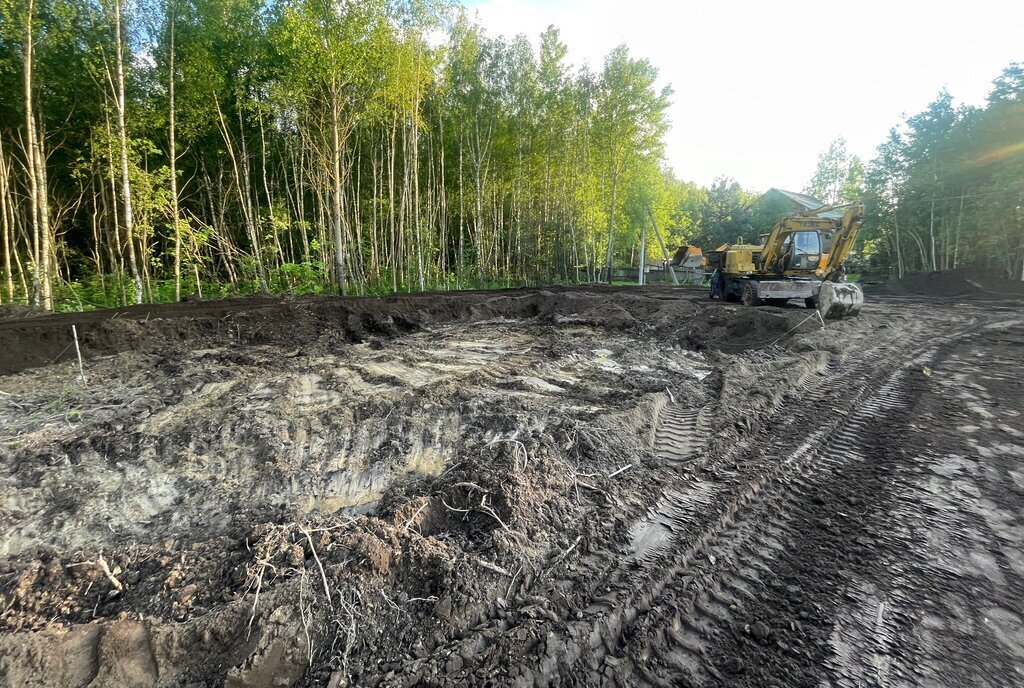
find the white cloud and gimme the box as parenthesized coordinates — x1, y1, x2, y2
(463, 0, 1024, 191)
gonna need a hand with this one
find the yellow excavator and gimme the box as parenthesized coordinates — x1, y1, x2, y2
(708, 202, 865, 318)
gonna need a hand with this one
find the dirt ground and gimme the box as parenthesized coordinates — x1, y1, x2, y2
(0, 283, 1022, 687)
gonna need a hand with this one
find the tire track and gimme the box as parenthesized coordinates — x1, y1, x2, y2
(623, 318, 1023, 686)
(826, 329, 1024, 688)
(653, 405, 708, 465)
(518, 327, 944, 682)
(399, 313, 1013, 686)
(540, 316, 998, 684)
(631, 353, 925, 685)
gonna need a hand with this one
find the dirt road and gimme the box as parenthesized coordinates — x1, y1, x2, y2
(0, 285, 1021, 686)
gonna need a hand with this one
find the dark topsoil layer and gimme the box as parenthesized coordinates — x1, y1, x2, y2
(3, 284, 1016, 688)
(0, 284, 830, 687)
(867, 268, 1024, 299)
(0, 285, 815, 377)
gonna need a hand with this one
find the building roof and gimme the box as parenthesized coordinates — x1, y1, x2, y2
(770, 188, 825, 209)
(762, 188, 844, 219)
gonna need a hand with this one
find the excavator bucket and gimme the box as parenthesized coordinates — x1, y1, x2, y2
(817, 281, 864, 318)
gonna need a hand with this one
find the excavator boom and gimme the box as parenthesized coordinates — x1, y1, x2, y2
(821, 204, 864, 281)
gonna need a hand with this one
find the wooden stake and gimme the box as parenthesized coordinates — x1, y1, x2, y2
(71, 325, 86, 384)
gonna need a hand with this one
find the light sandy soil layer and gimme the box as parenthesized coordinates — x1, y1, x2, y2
(0, 285, 1021, 687)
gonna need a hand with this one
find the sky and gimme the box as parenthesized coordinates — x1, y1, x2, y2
(463, 0, 1024, 193)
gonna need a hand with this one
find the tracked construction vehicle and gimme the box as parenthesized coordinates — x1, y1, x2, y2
(709, 202, 865, 318)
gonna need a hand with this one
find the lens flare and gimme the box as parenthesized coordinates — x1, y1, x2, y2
(971, 139, 1024, 167)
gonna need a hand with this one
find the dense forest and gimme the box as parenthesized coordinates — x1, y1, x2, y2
(0, 0, 1021, 311)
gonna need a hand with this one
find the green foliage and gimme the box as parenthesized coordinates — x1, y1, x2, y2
(1, 0, 708, 307)
(690, 177, 753, 249)
(862, 65, 1024, 278)
(4, 0, 1021, 312)
(748, 192, 792, 236)
(805, 137, 864, 206)
(272, 261, 326, 295)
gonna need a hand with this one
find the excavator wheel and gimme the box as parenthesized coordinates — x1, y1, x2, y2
(742, 284, 762, 307)
(804, 297, 817, 309)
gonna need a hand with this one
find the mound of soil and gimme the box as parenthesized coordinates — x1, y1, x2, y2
(0, 286, 817, 377)
(0, 304, 47, 320)
(872, 268, 1024, 299)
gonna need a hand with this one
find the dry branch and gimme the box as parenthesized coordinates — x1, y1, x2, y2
(607, 463, 633, 478)
(400, 500, 430, 532)
(545, 535, 583, 574)
(96, 554, 123, 593)
(301, 526, 333, 606)
(488, 437, 531, 471)
(478, 559, 512, 576)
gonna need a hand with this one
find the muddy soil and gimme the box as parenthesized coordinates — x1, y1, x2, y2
(0, 286, 1021, 687)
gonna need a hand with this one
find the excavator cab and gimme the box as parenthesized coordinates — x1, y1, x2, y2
(777, 231, 823, 272)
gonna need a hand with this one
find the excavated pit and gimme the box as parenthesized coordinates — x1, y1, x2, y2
(1, 318, 713, 561)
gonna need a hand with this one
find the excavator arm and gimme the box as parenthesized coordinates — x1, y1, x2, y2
(757, 202, 864, 278)
(821, 203, 864, 281)
(756, 218, 787, 272)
